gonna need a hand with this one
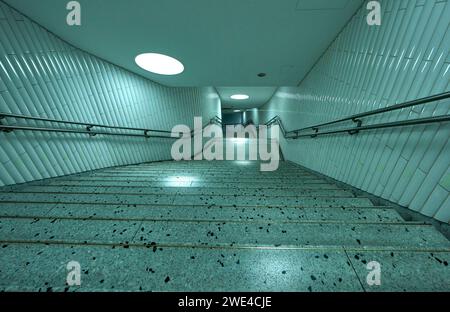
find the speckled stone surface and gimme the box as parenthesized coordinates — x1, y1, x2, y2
(346, 250, 450, 291)
(0, 160, 449, 291)
(0, 243, 364, 292)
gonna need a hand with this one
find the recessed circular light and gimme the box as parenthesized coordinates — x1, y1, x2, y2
(233, 109, 241, 112)
(135, 53, 184, 75)
(230, 94, 249, 100)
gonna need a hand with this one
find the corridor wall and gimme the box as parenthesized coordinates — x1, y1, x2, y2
(259, 0, 450, 222)
(243, 108, 260, 125)
(0, 2, 221, 186)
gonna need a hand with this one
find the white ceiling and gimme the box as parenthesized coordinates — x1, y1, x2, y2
(5, 0, 363, 107)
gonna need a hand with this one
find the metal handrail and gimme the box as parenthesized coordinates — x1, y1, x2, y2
(242, 117, 287, 137)
(289, 115, 450, 138)
(0, 112, 172, 134)
(1, 91, 448, 140)
(263, 92, 450, 139)
(0, 112, 222, 139)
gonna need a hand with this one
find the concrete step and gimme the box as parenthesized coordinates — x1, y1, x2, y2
(44, 180, 338, 188)
(57, 176, 329, 183)
(0, 217, 448, 249)
(92, 166, 313, 172)
(109, 168, 305, 174)
(122, 161, 287, 169)
(104, 168, 311, 174)
(170, 194, 372, 207)
(0, 185, 355, 198)
(0, 181, 342, 194)
(0, 203, 403, 222)
(0, 192, 373, 207)
(0, 243, 363, 291)
(1, 243, 448, 291)
(4, 179, 341, 189)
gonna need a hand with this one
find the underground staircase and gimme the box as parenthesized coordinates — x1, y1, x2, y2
(0, 160, 449, 291)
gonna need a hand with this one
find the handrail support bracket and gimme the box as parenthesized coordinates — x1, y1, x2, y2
(310, 127, 319, 138)
(86, 125, 96, 137)
(0, 115, 13, 132)
(349, 118, 363, 135)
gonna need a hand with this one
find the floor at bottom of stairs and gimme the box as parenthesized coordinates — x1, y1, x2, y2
(0, 160, 449, 292)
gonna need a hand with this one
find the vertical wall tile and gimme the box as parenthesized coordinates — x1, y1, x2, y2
(0, 2, 221, 186)
(259, 0, 450, 222)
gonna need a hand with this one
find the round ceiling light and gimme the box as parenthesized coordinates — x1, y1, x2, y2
(135, 53, 184, 75)
(230, 94, 249, 100)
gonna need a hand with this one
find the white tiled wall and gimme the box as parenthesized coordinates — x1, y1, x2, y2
(0, 2, 221, 186)
(259, 0, 450, 222)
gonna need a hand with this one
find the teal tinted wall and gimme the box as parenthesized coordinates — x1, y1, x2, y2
(0, 2, 221, 186)
(243, 108, 260, 125)
(259, 0, 450, 222)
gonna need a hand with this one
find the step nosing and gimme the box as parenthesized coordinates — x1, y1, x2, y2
(0, 190, 360, 198)
(0, 214, 427, 225)
(1, 239, 449, 253)
(0, 200, 386, 209)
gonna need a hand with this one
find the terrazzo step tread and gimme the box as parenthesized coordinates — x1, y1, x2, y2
(55, 177, 329, 184)
(0, 193, 374, 207)
(121, 162, 300, 167)
(0, 182, 342, 195)
(0, 243, 449, 292)
(0, 243, 363, 292)
(74, 168, 317, 173)
(346, 250, 450, 291)
(100, 170, 314, 175)
(64, 174, 326, 180)
(87, 167, 315, 172)
(0, 217, 448, 249)
(81, 172, 320, 178)
(109, 168, 309, 173)
(170, 195, 372, 207)
(34, 176, 330, 183)
(0, 203, 404, 222)
(43, 180, 339, 188)
(190, 181, 333, 187)
(1, 180, 341, 189)
(0, 186, 355, 198)
(56, 164, 316, 174)
(123, 161, 297, 168)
